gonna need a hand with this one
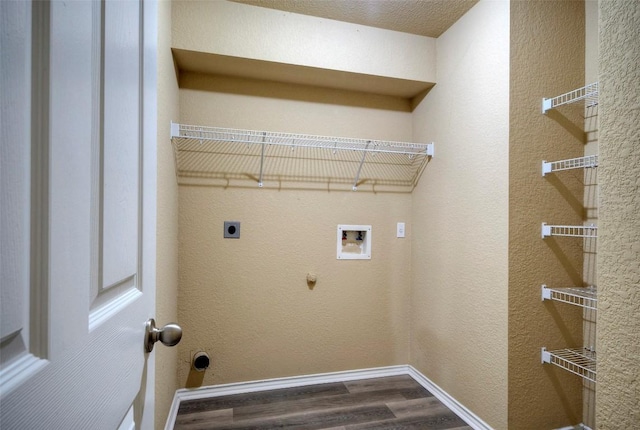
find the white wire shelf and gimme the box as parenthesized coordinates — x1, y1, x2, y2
(170, 122, 434, 191)
(541, 223, 598, 239)
(542, 154, 598, 176)
(541, 347, 596, 383)
(542, 82, 599, 114)
(541, 284, 597, 310)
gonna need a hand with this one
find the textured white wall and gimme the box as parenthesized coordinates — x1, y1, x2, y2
(596, 1, 640, 427)
(410, 1, 509, 428)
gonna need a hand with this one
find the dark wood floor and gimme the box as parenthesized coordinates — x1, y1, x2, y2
(174, 374, 472, 430)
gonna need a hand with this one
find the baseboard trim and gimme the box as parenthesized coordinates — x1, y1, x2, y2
(164, 365, 493, 430)
(406, 366, 493, 430)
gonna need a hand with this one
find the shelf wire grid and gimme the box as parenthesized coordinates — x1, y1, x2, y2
(542, 285, 597, 310)
(542, 223, 598, 238)
(542, 82, 599, 113)
(173, 124, 432, 156)
(542, 155, 598, 176)
(542, 347, 597, 383)
(170, 123, 433, 190)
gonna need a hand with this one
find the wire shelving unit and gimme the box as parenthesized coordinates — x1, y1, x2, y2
(542, 82, 599, 114)
(541, 223, 598, 239)
(541, 347, 597, 383)
(542, 155, 598, 176)
(541, 284, 597, 310)
(540, 81, 600, 430)
(170, 122, 434, 191)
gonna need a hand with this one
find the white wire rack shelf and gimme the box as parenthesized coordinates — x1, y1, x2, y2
(541, 347, 596, 383)
(542, 154, 598, 176)
(170, 122, 434, 191)
(541, 284, 597, 310)
(542, 82, 599, 114)
(541, 223, 598, 239)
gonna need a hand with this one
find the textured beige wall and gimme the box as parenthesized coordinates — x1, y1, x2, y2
(596, 1, 640, 427)
(582, 2, 598, 427)
(155, 1, 180, 428)
(409, 2, 509, 428)
(172, 0, 435, 84)
(509, 1, 585, 428)
(165, 3, 640, 429)
(177, 83, 413, 387)
(178, 73, 414, 137)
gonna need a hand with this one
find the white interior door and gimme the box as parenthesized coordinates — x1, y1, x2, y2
(1, 1, 158, 428)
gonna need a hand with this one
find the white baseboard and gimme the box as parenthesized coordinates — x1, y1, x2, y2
(406, 366, 493, 430)
(164, 365, 493, 430)
(555, 425, 592, 430)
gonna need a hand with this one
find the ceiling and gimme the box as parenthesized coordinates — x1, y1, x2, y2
(231, 0, 478, 38)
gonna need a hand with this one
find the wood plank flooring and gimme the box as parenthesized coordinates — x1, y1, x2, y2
(174, 375, 472, 429)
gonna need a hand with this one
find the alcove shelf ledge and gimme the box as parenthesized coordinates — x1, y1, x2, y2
(170, 122, 434, 192)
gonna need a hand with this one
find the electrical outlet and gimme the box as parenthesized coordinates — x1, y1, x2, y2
(224, 221, 240, 238)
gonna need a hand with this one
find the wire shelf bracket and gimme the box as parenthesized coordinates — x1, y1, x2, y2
(542, 154, 599, 176)
(541, 284, 597, 310)
(541, 223, 598, 239)
(170, 122, 434, 191)
(542, 82, 599, 114)
(541, 347, 597, 383)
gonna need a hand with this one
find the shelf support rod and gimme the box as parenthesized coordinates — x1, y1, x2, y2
(352, 141, 371, 191)
(258, 132, 266, 187)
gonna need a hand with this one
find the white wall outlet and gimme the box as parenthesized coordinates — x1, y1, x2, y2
(224, 221, 240, 238)
(397, 222, 405, 238)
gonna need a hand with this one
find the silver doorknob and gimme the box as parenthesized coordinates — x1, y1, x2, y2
(144, 318, 182, 352)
